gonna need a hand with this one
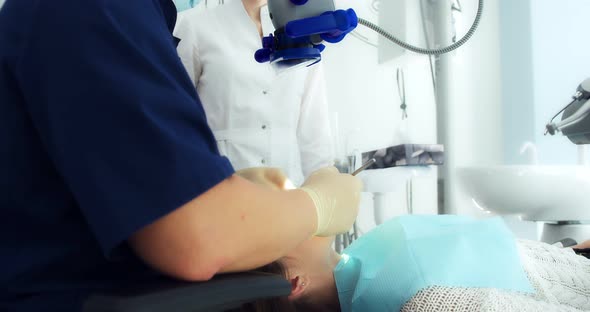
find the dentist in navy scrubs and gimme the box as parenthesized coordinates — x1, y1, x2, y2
(0, 0, 363, 311)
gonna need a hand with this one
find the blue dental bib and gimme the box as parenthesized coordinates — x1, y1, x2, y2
(334, 215, 534, 312)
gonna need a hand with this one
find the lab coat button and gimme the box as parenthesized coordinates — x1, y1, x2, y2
(261, 159, 266, 164)
(262, 125, 267, 130)
(262, 90, 268, 95)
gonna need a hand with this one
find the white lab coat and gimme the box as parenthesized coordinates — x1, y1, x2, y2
(174, 0, 334, 185)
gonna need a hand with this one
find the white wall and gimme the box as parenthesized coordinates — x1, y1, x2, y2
(530, 0, 590, 165)
(499, 0, 536, 165)
(499, 0, 590, 165)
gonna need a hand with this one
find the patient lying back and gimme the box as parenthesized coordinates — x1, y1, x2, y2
(272, 215, 590, 312)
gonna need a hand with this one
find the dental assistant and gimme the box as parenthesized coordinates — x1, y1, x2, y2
(175, 0, 334, 186)
(0, 0, 362, 311)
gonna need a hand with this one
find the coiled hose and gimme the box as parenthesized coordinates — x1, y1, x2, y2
(357, 0, 484, 55)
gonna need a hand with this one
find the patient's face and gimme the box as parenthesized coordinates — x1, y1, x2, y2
(280, 236, 341, 309)
(282, 236, 338, 274)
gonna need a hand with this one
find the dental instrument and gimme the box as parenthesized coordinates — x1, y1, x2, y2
(352, 158, 376, 176)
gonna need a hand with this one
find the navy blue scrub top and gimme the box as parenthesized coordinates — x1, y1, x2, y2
(0, 0, 234, 311)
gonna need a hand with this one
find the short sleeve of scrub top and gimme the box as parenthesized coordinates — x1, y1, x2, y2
(14, 0, 234, 256)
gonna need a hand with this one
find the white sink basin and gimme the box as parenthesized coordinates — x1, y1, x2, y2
(457, 165, 590, 222)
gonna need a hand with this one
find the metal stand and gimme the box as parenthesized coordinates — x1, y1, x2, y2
(432, 0, 456, 214)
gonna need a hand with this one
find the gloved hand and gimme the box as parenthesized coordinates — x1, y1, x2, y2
(235, 167, 291, 191)
(300, 166, 362, 237)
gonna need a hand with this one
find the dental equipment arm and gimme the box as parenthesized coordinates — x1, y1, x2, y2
(545, 78, 590, 144)
(352, 158, 376, 176)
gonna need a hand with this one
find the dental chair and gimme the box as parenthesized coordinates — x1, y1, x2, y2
(82, 272, 291, 312)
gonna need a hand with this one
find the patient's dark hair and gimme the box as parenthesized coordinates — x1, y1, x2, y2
(229, 261, 340, 312)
